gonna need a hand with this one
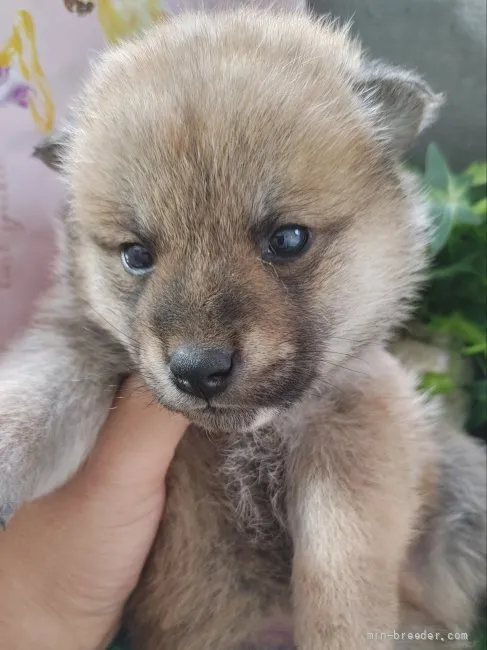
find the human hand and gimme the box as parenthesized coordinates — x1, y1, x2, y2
(0, 376, 188, 650)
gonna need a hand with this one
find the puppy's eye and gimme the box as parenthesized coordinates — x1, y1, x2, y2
(121, 244, 154, 275)
(263, 225, 310, 262)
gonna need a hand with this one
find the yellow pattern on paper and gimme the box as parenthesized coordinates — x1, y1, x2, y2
(0, 10, 55, 133)
(97, 0, 167, 42)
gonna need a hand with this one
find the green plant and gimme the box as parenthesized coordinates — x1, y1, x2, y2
(411, 145, 486, 650)
(412, 144, 486, 436)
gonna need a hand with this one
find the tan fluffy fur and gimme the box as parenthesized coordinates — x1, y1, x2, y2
(1, 7, 485, 650)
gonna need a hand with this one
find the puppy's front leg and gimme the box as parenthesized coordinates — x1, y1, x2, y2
(288, 349, 427, 650)
(0, 286, 127, 525)
(290, 474, 401, 650)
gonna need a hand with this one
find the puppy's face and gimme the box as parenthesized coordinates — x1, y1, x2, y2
(45, 10, 440, 432)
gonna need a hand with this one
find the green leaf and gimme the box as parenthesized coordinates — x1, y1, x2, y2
(472, 197, 487, 216)
(418, 371, 456, 396)
(465, 162, 487, 187)
(452, 204, 484, 225)
(428, 255, 479, 280)
(424, 143, 451, 190)
(463, 342, 487, 356)
(425, 179, 484, 255)
(427, 314, 486, 347)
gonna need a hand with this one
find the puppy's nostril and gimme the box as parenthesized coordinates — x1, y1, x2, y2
(169, 345, 235, 399)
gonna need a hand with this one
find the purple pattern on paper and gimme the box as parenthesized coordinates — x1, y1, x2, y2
(0, 66, 33, 109)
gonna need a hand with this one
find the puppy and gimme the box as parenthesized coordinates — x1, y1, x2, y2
(1, 7, 486, 650)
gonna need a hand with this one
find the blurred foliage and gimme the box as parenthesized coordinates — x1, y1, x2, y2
(473, 619, 487, 650)
(412, 144, 486, 436)
(414, 145, 486, 648)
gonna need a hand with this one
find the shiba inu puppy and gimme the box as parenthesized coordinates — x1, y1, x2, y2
(1, 7, 485, 649)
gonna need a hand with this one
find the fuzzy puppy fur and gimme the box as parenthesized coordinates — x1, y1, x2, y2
(1, 7, 486, 650)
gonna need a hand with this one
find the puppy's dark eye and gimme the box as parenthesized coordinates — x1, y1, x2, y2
(263, 225, 310, 262)
(121, 244, 154, 275)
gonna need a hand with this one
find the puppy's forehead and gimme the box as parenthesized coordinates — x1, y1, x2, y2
(71, 11, 387, 236)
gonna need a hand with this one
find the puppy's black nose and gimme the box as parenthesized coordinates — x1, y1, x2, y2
(169, 345, 234, 399)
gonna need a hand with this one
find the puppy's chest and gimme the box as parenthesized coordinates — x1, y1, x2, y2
(217, 428, 290, 546)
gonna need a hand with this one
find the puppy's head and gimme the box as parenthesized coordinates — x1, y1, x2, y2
(36, 9, 442, 432)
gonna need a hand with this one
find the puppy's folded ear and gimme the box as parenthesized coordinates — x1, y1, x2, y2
(32, 126, 72, 172)
(354, 61, 444, 157)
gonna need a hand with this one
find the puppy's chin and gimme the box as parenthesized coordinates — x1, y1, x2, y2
(154, 392, 279, 433)
(183, 406, 280, 434)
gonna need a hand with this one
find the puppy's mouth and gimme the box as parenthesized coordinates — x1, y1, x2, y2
(174, 403, 277, 433)
(147, 384, 277, 432)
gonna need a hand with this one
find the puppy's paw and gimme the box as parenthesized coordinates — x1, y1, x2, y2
(0, 389, 106, 528)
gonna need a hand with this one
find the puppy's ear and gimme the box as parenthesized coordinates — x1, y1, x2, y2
(355, 61, 444, 156)
(32, 126, 72, 173)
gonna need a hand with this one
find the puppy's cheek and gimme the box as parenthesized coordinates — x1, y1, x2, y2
(242, 329, 296, 372)
(80, 273, 133, 347)
(239, 327, 302, 399)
